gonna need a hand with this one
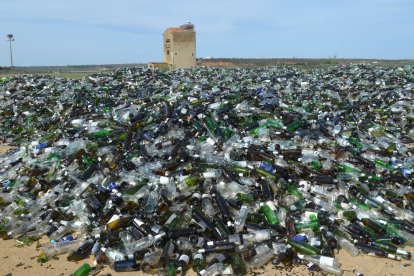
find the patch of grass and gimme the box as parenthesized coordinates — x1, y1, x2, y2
(47, 72, 98, 79)
(0, 72, 98, 79)
(323, 53, 340, 66)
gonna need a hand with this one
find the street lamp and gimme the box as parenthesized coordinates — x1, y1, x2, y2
(6, 34, 14, 71)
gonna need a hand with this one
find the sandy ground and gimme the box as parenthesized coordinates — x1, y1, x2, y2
(0, 145, 14, 155)
(1, 144, 414, 276)
(0, 236, 412, 276)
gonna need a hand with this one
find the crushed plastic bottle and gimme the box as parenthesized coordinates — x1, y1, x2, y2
(1, 63, 414, 276)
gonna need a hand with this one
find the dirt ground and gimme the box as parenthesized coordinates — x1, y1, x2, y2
(0, 236, 412, 276)
(0, 144, 414, 276)
(0, 145, 13, 155)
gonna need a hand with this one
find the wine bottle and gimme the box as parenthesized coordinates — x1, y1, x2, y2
(176, 249, 191, 274)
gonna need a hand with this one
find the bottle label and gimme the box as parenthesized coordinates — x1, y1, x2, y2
(387, 253, 397, 259)
(160, 176, 170, 184)
(206, 138, 215, 145)
(151, 225, 162, 233)
(165, 214, 177, 225)
(396, 248, 407, 255)
(312, 186, 325, 195)
(375, 196, 385, 203)
(203, 171, 215, 178)
(194, 253, 203, 260)
(266, 201, 277, 211)
(216, 253, 226, 262)
(108, 251, 122, 260)
(310, 238, 321, 246)
(304, 211, 318, 218)
(319, 256, 335, 266)
(179, 255, 189, 263)
(134, 218, 145, 226)
(107, 215, 120, 224)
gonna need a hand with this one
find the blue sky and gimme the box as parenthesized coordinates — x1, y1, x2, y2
(1, 0, 413, 66)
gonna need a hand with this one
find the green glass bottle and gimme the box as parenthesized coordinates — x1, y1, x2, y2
(129, 121, 142, 131)
(286, 239, 320, 255)
(90, 129, 113, 140)
(192, 253, 203, 272)
(205, 116, 219, 133)
(249, 125, 267, 136)
(37, 252, 50, 263)
(256, 168, 279, 181)
(331, 226, 353, 242)
(86, 141, 107, 151)
(236, 193, 255, 203)
(190, 98, 207, 105)
(371, 240, 410, 257)
(375, 158, 395, 170)
(285, 120, 302, 132)
(231, 253, 246, 276)
(166, 258, 176, 276)
(40, 152, 61, 162)
(142, 113, 155, 126)
(223, 127, 232, 140)
(190, 118, 205, 132)
(295, 220, 320, 231)
(260, 201, 279, 224)
(288, 184, 305, 199)
(310, 160, 322, 170)
(338, 210, 358, 221)
(177, 175, 200, 191)
(214, 218, 231, 238)
(163, 208, 185, 232)
(266, 121, 284, 129)
(39, 133, 56, 143)
(346, 147, 362, 156)
(336, 163, 362, 173)
(112, 131, 131, 142)
(227, 165, 249, 174)
(361, 218, 386, 236)
(289, 199, 307, 212)
(73, 264, 91, 276)
(98, 118, 112, 128)
(121, 181, 148, 195)
(246, 213, 262, 223)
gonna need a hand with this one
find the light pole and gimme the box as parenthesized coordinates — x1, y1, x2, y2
(6, 34, 14, 71)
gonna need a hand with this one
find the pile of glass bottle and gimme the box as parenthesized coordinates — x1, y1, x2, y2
(1, 63, 414, 276)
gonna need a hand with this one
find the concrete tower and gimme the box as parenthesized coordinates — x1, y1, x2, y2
(148, 24, 196, 70)
(163, 27, 196, 69)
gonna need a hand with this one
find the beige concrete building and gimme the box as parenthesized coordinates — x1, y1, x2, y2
(148, 26, 196, 70)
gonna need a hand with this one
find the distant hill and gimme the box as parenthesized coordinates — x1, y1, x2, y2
(196, 58, 414, 69)
(0, 63, 147, 75)
(1, 58, 413, 75)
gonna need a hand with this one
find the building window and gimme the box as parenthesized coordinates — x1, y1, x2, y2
(192, 53, 194, 56)
(167, 50, 169, 55)
(175, 53, 177, 55)
(166, 39, 170, 43)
